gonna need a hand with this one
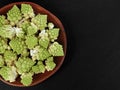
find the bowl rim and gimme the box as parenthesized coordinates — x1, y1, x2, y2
(0, 1, 67, 87)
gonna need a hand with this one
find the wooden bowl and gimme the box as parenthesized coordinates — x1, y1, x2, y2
(0, 2, 67, 87)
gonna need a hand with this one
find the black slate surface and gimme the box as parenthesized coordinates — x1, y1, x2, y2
(0, 0, 120, 90)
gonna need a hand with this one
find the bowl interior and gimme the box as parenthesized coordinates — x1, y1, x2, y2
(0, 2, 67, 87)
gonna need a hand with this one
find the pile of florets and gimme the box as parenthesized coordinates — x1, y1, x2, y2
(0, 4, 64, 86)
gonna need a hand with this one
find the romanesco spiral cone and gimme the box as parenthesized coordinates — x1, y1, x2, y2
(20, 72, 33, 86)
(21, 4, 35, 18)
(4, 50, 17, 66)
(32, 14, 47, 30)
(48, 42, 64, 56)
(32, 61, 45, 74)
(9, 38, 25, 54)
(15, 57, 35, 74)
(0, 66, 18, 82)
(38, 47, 51, 61)
(45, 57, 56, 71)
(0, 55, 4, 67)
(0, 25, 16, 39)
(14, 27, 25, 38)
(25, 35, 38, 49)
(7, 5, 22, 25)
(19, 20, 30, 33)
(27, 23, 38, 36)
(48, 22, 54, 30)
(48, 28, 59, 42)
(0, 15, 8, 26)
(39, 30, 50, 48)
(0, 38, 9, 54)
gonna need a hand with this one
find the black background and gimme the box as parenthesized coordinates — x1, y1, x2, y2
(0, 0, 120, 90)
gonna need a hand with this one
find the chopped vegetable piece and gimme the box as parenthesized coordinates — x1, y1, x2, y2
(45, 57, 56, 71)
(32, 14, 47, 30)
(27, 23, 38, 36)
(25, 35, 38, 49)
(9, 38, 25, 54)
(48, 22, 54, 29)
(0, 55, 4, 67)
(7, 5, 22, 25)
(0, 25, 16, 39)
(20, 72, 33, 86)
(48, 42, 64, 56)
(4, 50, 17, 66)
(15, 57, 35, 74)
(21, 4, 35, 18)
(0, 66, 18, 82)
(48, 28, 59, 42)
(0, 15, 8, 26)
(32, 61, 45, 74)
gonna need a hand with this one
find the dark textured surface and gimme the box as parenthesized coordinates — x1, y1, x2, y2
(0, 0, 120, 90)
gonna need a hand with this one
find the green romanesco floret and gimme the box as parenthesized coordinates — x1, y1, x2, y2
(30, 46, 51, 61)
(32, 14, 47, 30)
(0, 25, 16, 39)
(21, 48, 29, 57)
(48, 42, 64, 56)
(0, 38, 9, 54)
(21, 4, 35, 18)
(45, 57, 56, 71)
(7, 5, 22, 25)
(48, 28, 59, 42)
(20, 72, 33, 86)
(48, 22, 54, 30)
(32, 61, 45, 74)
(27, 23, 38, 36)
(38, 47, 51, 61)
(14, 27, 25, 38)
(0, 55, 4, 67)
(9, 38, 25, 54)
(39, 30, 50, 48)
(0, 66, 18, 82)
(25, 35, 38, 49)
(0, 15, 8, 26)
(15, 57, 35, 74)
(19, 20, 30, 33)
(4, 50, 17, 66)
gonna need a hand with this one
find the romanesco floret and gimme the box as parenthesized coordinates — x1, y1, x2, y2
(20, 72, 33, 86)
(21, 48, 29, 57)
(48, 42, 64, 56)
(7, 5, 22, 25)
(14, 27, 24, 38)
(32, 14, 47, 30)
(0, 55, 4, 67)
(30, 46, 51, 61)
(15, 57, 35, 74)
(4, 50, 17, 66)
(25, 35, 38, 49)
(39, 30, 50, 48)
(48, 22, 54, 30)
(27, 23, 38, 36)
(0, 38, 8, 54)
(45, 57, 56, 71)
(21, 4, 35, 18)
(0, 66, 18, 82)
(38, 47, 51, 61)
(48, 28, 59, 42)
(0, 15, 8, 26)
(19, 20, 30, 33)
(32, 61, 45, 74)
(0, 25, 16, 39)
(9, 38, 25, 54)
